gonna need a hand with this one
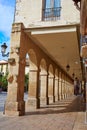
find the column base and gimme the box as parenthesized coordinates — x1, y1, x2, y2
(66, 94, 68, 98)
(55, 96, 59, 102)
(40, 97, 48, 107)
(53, 96, 55, 102)
(64, 94, 67, 99)
(61, 94, 65, 99)
(46, 97, 49, 105)
(58, 94, 60, 101)
(26, 98, 40, 109)
(48, 96, 54, 104)
(4, 100, 25, 116)
(59, 94, 62, 100)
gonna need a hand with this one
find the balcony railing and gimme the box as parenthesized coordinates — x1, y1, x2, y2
(42, 7, 61, 21)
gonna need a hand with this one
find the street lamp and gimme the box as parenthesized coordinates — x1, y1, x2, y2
(1, 43, 9, 57)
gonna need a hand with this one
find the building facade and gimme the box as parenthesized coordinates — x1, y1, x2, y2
(0, 60, 8, 76)
(4, 0, 83, 116)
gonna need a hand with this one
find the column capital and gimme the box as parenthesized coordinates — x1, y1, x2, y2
(11, 23, 25, 33)
(29, 69, 38, 72)
(40, 73, 48, 76)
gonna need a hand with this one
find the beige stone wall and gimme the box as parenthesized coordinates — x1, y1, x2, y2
(61, 0, 80, 24)
(15, 0, 42, 26)
(14, 0, 80, 28)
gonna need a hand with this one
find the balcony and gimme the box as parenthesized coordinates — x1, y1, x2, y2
(42, 7, 61, 21)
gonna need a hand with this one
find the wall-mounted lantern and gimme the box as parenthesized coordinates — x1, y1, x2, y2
(72, 73, 75, 78)
(1, 43, 9, 57)
(66, 64, 70, 71)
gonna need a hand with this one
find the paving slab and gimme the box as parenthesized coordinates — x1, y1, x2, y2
(0, 93, 87, 130)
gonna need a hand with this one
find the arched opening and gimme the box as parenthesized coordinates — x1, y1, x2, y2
(28, 49, 38, 96)
(39, 58, 47, 107)
(24, 49, 39, 110)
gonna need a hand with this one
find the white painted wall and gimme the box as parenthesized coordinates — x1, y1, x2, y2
(14, 0, 80, 28)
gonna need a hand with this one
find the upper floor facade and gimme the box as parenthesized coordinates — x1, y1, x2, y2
(14, 0, 80, 28)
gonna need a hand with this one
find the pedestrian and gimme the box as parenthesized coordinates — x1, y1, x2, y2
(74, 77, 80, 95)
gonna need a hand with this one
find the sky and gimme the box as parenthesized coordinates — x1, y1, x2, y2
(0, 0, 15, 60)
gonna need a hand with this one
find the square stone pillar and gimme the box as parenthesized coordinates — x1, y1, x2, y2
(4, 23, 26, 116)
(62, 80, 65, 99)
(64, 81, 67, 98)
(59, 78, 62, 100)
(40, 74, 48, 106)
(55, 78, 59, 101)
(26, 69, 40, 109)
(48, 76, 54, 104)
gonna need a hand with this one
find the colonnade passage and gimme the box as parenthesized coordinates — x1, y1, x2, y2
(4, 23, 74, 116)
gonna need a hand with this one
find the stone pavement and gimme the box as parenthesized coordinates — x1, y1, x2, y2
(0, 94, 87, 130)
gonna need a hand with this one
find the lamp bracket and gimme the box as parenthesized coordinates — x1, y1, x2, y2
(2, 52, 9, 57)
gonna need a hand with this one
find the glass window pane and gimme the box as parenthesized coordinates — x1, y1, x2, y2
(54, 0, 60, 7)
(44, 0, 61, 20)
(54, 0, 61, 16)
(46, 0, 51, 8)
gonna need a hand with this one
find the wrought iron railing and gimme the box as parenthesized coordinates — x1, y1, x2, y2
(42, 7, 61, 21)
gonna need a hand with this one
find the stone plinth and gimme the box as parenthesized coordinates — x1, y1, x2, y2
(26, 98, 40, 109)
(48, 96, 54, 104)
(40, 97, 48, 106)
(4, 101, 25, 116)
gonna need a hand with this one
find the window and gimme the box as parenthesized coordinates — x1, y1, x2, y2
(43, 0, 61, 21)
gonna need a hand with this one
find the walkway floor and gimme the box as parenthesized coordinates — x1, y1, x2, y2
(0, 95, 87, 130)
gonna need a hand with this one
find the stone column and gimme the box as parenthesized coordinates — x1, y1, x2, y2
(57, 71, 60, 100)
(66, 76, 69, 98)
(61, 79, 63, 99)
(64, 75, 67, 98)
(61, 78, 64, 100)
(53, 76, 55, 102)
(66, 82, 69, 97)
(27, 69, 40, 109)
(64, 80, 67, 98)
(40, 74, 48, 106)
(62, 79, 65, 99)
(54, 77, 58, 101)
(46, 73, 49, 105)
(48, 76, 54, 104)
(4, 23, 26, 116)
(59, 78, 61, 100)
